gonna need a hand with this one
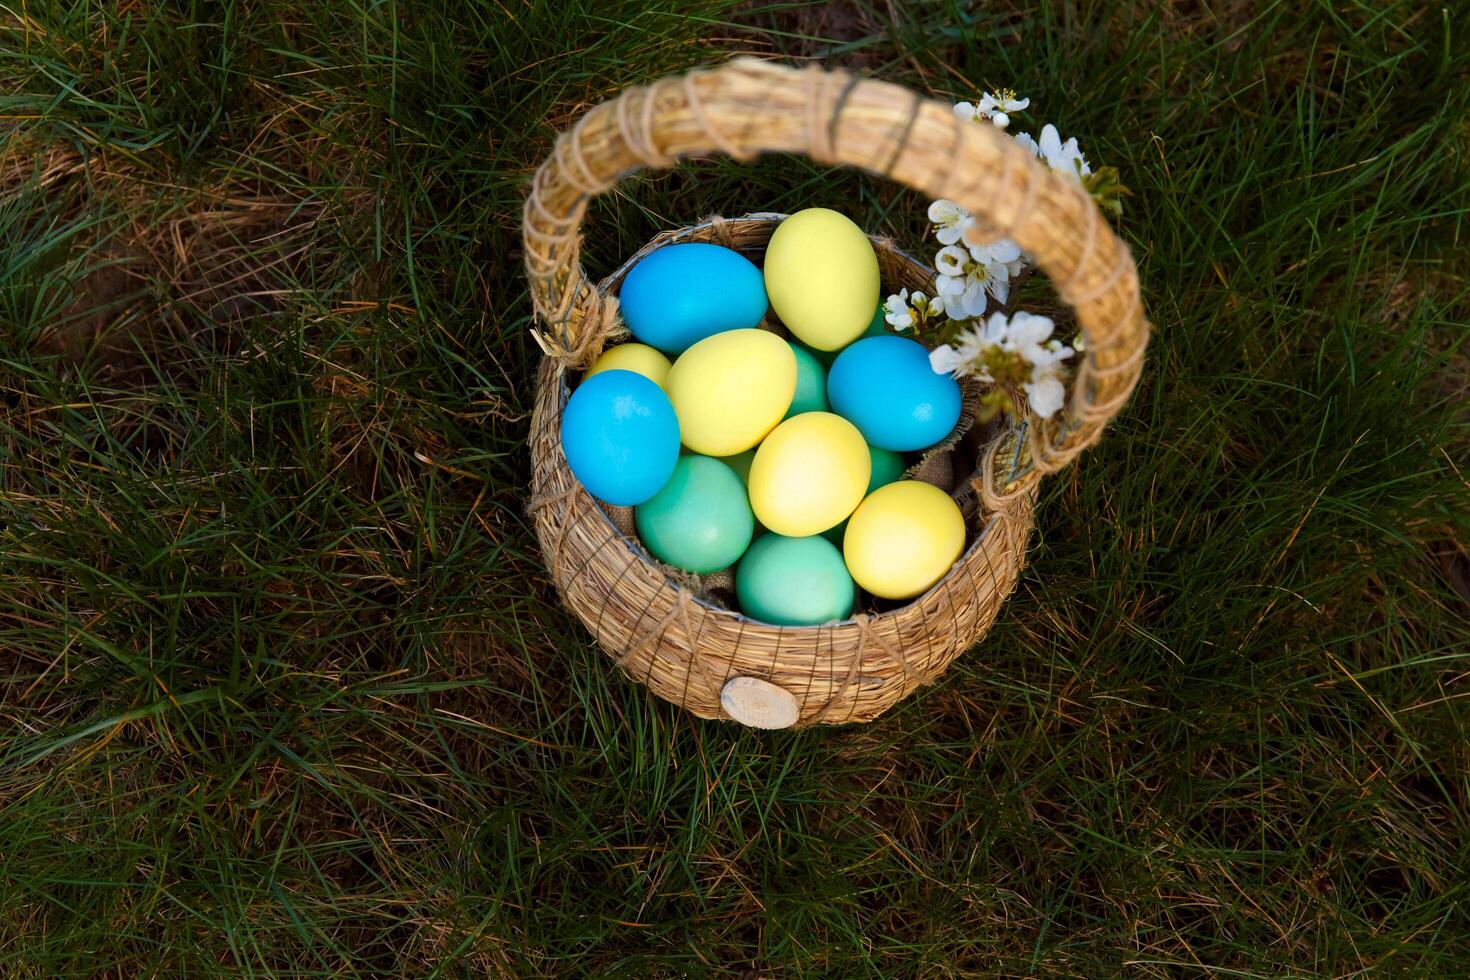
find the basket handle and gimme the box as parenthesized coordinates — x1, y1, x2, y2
(522, 58, 1148, 499)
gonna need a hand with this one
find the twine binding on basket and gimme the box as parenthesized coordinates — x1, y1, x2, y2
(523, 59, 1148, 727)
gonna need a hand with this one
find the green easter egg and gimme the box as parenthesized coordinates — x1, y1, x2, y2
(635, 455, 754, 574)
(717, 446, 764, 537)
(737, 534, 855, 626)
(862, 302, 889, 339)
(867, 445, 907, 490)
(721, 448, 756, 485)
(821, 445, 907, 545)
(803, 342, 838, 369)
(784, 342, 830, 418)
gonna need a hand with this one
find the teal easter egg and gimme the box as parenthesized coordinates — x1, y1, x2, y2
(828, 336, 962, 451)
(784, 342, 829, 418)
(821, 445, 907, 544)
(867, 444, 908, 490)
(862, 303, 889, 340)
(635, 455, 754, 574)
(561, 370, 680, 506)
(721, 448, 755, 485)
(736, 534, 855, 626)
(618, 243, 768, 354)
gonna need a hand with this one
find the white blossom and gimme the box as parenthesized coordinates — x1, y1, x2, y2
(928, 344, 965, 376)
(1025, 374, 1067, 418)
(933, 245, 989, 319)
(927, 311, 1075, 419)
(1015, 123, 1091, 180)
(953, 101, 985, 125)
(926, 199, 973, 246)
(1004, 310, 1058, 355)
(921, 93, 1100, 421)
(928, 322, 992, 379)
(954, 90, 1030, 130)
(933, 242, 1018, 320)
(884, 290, 915, 331)
(967, 238, 1025, 305)
(884, 289, 943, 333)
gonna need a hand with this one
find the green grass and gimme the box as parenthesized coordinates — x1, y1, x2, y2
(2, 0, 1469, 975)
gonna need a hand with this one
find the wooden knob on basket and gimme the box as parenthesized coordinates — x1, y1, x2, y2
(720, 676, 799, 730)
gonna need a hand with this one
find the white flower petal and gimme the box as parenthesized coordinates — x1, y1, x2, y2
(988, 239, 1022, 263)
(929, 345, 963, 375)
(1009, 312, 1055, 346)
(934, 245, 969, 277)
(1025, 376, 1067, 418)
(1038, 124, 1063, 162)
(981, 312, 1010, 344)
(927, 199, 959, 223)
(1061, 137, 1090, 177)
(961, 281, 988, 317)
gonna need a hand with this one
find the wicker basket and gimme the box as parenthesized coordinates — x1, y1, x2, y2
(524, 59, 1148, 729)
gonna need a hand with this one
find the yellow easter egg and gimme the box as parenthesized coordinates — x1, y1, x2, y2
(764, 208, 880, 351)
(667, 329, 797, 456)
(748, 413, 870, 537)
(843, 481, 965, 600)
(586, 343, 672, 390)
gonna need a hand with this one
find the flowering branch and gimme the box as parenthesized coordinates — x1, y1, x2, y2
(929, 311, 1078, 420)
(886, 88, 1122, 420)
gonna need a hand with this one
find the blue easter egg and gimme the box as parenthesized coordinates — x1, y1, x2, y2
(827, 336, 962, 452)
(618, 243, 768, 354)
(561, 370, 680, 506)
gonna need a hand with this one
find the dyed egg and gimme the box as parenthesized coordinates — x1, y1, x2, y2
(820, 445, 907, 544)
(635, 455, 754, 573)
(667, 330, 796, 456)
(737, 534, 854, 626)
(721, 448, 755, 485)
(764, 209, 879, 351)
(861, 303, 890, 340)
(866, 445, 908, 491)
(561, 370, 680, 506)
(843, 481, 965, 600)
(618, 243, 768, 354)
(586, 343, 672, 390)
(784, 342, 829, 418)
(748, 412, 869, 537)
(804, 304, 885, 368)
(828, 336, 962, 451)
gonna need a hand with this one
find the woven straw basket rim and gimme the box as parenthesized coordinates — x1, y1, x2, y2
(523, 59, 1149, 728)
